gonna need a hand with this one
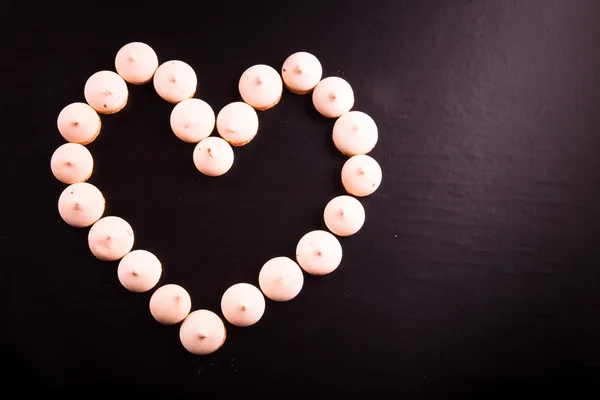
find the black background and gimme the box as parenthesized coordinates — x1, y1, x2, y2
(2, 0, 600, 397)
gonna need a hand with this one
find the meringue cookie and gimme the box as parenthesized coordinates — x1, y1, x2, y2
(150, 284, 192, 325)
(56, 102, 102, 144)
(88, 216, 134, 261)
(153, 60, 197, 104)
(180, 310, 227, 355)
(117, 249, 162, 293)
(238, 64, 283, 110)
(341, 155, 382, 197)
(282, 52, 322, 95)
(323, 195, 365, 236)
(216, 102, 259, 146)
(295, 230, 343, 275)
(332, 111, 378, 156)
(58, 182, 105, 228)
(170, 98, 215, 143)
(84, 70, 129, 114)
(312, 77, 354, 118)
(115, 42, 159, 85)
(193, 136, 234, 177)
(221, 283, 265, 327)
(258, 256, 304, 302)
(51, 143, 94, 184)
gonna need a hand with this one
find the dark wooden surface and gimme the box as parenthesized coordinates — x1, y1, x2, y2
(2, 0, 600, 397)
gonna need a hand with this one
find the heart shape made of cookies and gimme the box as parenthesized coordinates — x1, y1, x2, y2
(51, 42, 383, 356)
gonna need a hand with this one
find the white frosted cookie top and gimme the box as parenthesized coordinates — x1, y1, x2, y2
(150, 284, 192, 325)
(193, 137, 234, 177)
(57, 102, 101, 144)
(341, 155, 382, 197)
(238, 64, 283, 110)
(180, 310, 227, 355)
(170, 98, 215, 143)
(282, 52, 322, 94)
(84, 70, 129, 114)
(88, 216, 134, 261)
(258, 256, 304, 302)
(115, 42, 159, 85)
(117, 249, 162, 293)
(312, 77, 354, 118)
(51, 143, 94, 184)
(216, 102, 259, 146)
(153, 60, 197, 104)
(332, 111, 378, 156)
(58, 182, 105, 228)
(295, 230, 343, 275)
(323, 195, 365, 237)
(221, 283, 265, 327)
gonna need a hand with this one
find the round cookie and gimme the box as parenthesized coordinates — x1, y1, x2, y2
(180, 310, 227, 355)
(332, 111, 378, 156)
(84, 70, 129, 114)
(117, 249, 162, 293)
(281, 52, 322, 95)
(153, 60, 197, 104)
(323, 195, 365, 237)
(88, 216, 134, 261)
(295, 230, 343, 276)
(193, 137, 234, 177)
(341, 155, 382, 197)
(221, 283, 265, 327)
(170, 98, 215, 143)
(216, 102, 259, 146)
(258, 257, 304, 302)
(57, 102, 101, 144)
(238, 64, 283, 110)
(115, 42, 159, 85)
(312, 76, 354, 118)
(150, 284, 192, 325)
(58, 182, 105, 228)
(51, 143, 94, 184)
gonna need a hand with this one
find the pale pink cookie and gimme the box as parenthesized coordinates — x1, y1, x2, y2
(238, 64, 283, 111)
(115, 42, 159, 85)
(153, 60, 197, 104)
(58, 182, 105, 228)
(57, 102, 102, 144)
(88, 216, 134, 261)
(295, 230, 343, 276)
(150, 284, 192, 325)
(117, 249, 162, 293)
(193, 137, 234, 177)
(323, 195, 365, 237)
(84, 71, 129, 114)
(258, 257, 304, 302)
(312, 76, 354, 118)
(216, 102, 259, 146)
(341, 155, 382, 197)
(332, 111, 378, 156)
(170, 98, 215, 143)
(51, 143, 94, 184)
(282, 52, 322, 95)
(180, 310, 227, 355)
(221, 283, 265, 327)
